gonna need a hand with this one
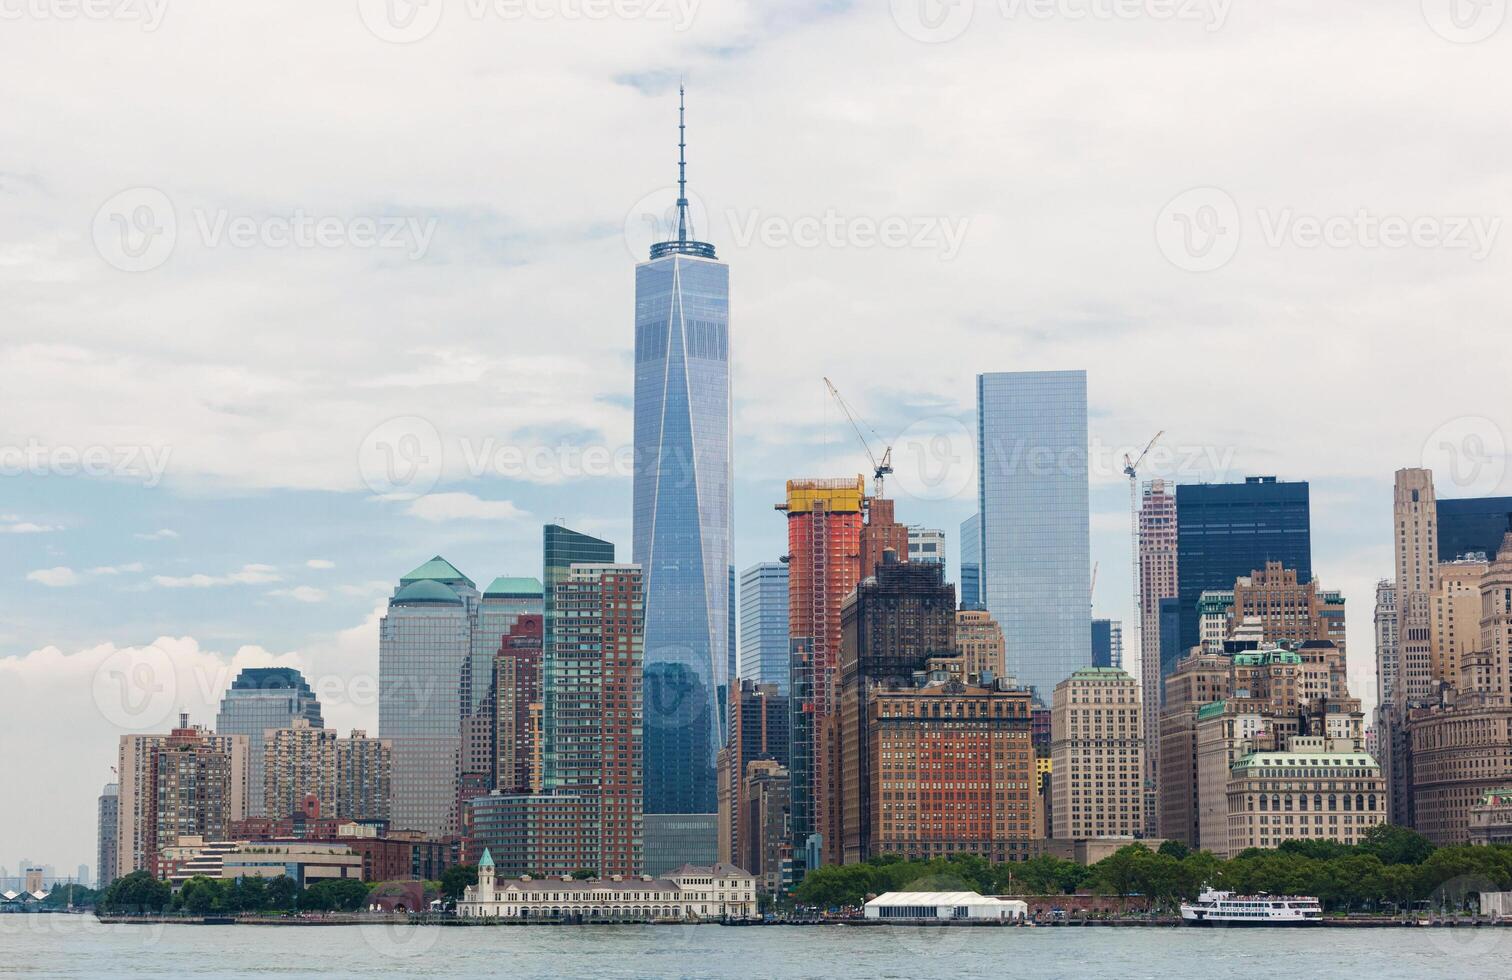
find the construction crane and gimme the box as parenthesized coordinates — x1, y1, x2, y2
(1090, 560, 1099, 604)
(823, 377, 893, 498)
(1123, 430, 1163, 664)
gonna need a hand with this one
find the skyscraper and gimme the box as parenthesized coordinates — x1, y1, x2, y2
(738, 562, 789, 693)
(976, 370, 1091, 701)
(778, 477, 865, 869)
(1091, 619, 1123, 669)
(97, 783, 119, 888)
(378, 556, 478, 838)
(906, 525, 946, 566)
(1137, 477, 1177, 819)
(1051, 668, 1144, 840)
(633, 87, 731, 818)
(1174, 476, 1312, 655)
(1436, 495, 1512, 562)
(215, 667, 323, 818)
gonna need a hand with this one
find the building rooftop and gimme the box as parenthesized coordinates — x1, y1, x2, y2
(391, 579, 464, 606)
(866, 891, 1026, 907)
(400, 555, 474, 588)
(1233, 749, 1379, 772)
(484, 576, 543, 598)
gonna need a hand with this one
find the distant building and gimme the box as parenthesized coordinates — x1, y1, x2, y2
(864, 892, 1027, 921)
(97, 783, 119, 888)
(723, 680, 788, 868)
(1090, 619, 1123, 670)
(737, 563, 789, 693)
(1157, 651, 1233, 846)
(1436, 496, 1512, 563)
(738, 760, 791, 897)
(906, 526, 946, 566)
(859, 496, 909, 582)
(215, 667, 323, 818)
(976, 370, 1092, 702)
(643, 814, 718, 877)
(1468, 788, 1512, 846)
(542, 523, 616, 785)
(959, 513, 982, 609)
(1138, 478, 1178, 819)
(956, 608, 1006, 680)
(1051, 668, 1143, 840)
(263, 721, 391, 824)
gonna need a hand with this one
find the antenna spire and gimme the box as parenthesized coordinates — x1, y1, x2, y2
(676, 82, 689, 243)
(649, 81, 717, 260)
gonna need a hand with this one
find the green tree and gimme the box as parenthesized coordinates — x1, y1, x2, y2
(100, 870, 171, 914)
(1091, 844, 1148, 898)
(265, 875, 299, 911)
(571, 868, 597, 880)
(1157, 840, 1191, 861)
(440, 864, 479, 901)
(1358, 824, 1434, 865)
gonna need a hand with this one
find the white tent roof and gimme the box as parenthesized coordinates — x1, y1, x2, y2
(866, 892, 1024, 908)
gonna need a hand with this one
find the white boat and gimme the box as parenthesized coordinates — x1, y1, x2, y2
(1180, 888, 1322, 926)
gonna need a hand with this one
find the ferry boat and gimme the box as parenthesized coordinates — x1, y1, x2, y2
(1180, 888, 1323, 926)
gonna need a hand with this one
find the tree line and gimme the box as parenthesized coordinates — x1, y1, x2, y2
(794, 825, 1512, 913)
(95, 870, 375, 914)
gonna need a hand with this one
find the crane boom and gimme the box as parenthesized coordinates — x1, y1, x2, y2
(823, 377, 894, 498)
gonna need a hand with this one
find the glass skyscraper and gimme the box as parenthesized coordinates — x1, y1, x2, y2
(1174, 476, 1311, 654)
(378, 556, 478, 838)
(632, 88, 730, 815)
(1437, 495, 1512, 561)
(215, 666, 323, 818)
(959, 512, 982, 609)
(976, 370, 1091, 702)
(737, 562, 789, 693)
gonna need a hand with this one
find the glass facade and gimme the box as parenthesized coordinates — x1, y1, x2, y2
(633, 252, 730, 815)
(378, 559, 478, 838)
(1437, 496, 1512, 562)
(215, 667, 323, 818)
(976, 371, 1091, 702)
(642, 813, 718, 877)
(1174, 477, 1311, 653)
(737, 563, 789, 693)
(959, 512, 982, 609)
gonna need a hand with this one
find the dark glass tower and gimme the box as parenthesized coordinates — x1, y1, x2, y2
(633, 87, 730, 815)
(1436, 496, 1512, 561)
(1174, 476, 1311, 654)
(215, 666, 323, 817)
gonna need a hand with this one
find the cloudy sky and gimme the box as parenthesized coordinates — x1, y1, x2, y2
(3, 1, 1510, 874)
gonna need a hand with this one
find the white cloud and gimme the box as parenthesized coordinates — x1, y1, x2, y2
(134, 529, 179, 541)
(268, 585, 327, 603)
(1, 517, 59, 534)
(151, 563, 281, 588)
(306, 559, 336, 570)
(26, 566, 81, 587)
(406, 492, 527, 523)
(86, 562, 146, 576)
(338, 581, 393, 598)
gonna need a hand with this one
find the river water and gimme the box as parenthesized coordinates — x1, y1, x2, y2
(2, 916, 1506, 977)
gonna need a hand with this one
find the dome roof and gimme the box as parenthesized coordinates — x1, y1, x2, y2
(391, 579, 464, 606)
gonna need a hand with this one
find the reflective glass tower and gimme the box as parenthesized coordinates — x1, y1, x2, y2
(633, 87, 730, 815)
(738, 562, 789, 693)
(215, 667, 323, 818)
(976, 370, 1092, 702)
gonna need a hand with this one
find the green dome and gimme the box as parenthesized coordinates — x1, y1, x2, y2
(391, 579, 464, 606)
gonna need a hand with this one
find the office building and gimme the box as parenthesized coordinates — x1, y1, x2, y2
(1229, 562, 1347, 654)
(956, 608, 1006, 680)
(643, 814, 720, 877)
(739, 760, 792, 896)
(1430, 558, 1488, 688)
(859, 496, 909, 581)
(1225, 737, 1385, 853)
(97, 783, 119, 888)
(845, 661, 1035, 863)
(494, 614, 544, 796)
(378, 556, 478, 838)
(1437, 496, 1512, 562)
(1156, 651, 1233, 845)
(215, 667, 323, 818)
(723, 680, 789, 868)
(542, 523, 616, 788)
(976, 370, 1092, 701)
(1050, 668, 1143, 840)
(738, 563, 789, 692)
(836, 555, 959, 863)
(1091, 619, 1123, 670)
(778, 477, 865, 872)
(1175, 476, 1312, 656)
(633, 88, 731, 820)
(907, 526, 946, 566)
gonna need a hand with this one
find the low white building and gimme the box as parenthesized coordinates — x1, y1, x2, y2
(864, 892, 1028, 922)
(457, 850, 757, 921)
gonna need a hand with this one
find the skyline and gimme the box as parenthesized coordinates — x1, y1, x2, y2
(4, 2, 1512, 872)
